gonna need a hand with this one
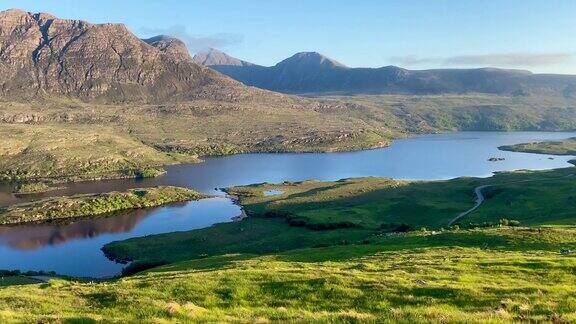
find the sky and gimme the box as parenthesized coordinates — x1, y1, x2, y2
(2, 0, 575, 74)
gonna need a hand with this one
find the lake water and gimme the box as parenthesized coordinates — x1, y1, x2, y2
(0, 198, 240, 278)
(1, 131, 575, 277)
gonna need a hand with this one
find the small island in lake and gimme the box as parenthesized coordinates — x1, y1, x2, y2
(499, 138, 576, 156)
(13, 182, 60, 195)
(0, 186, 204, 225)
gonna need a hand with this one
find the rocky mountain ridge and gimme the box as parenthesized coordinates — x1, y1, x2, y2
(0, 9, 253, 103)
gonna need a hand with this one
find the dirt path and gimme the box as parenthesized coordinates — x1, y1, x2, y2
(448, 185, 489, 226)
(448, 173, 575, 226)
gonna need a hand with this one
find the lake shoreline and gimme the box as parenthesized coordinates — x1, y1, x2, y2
(2, 131, 576, 277)
(3, 130, 576, 207)
(0, 186, 205, 226)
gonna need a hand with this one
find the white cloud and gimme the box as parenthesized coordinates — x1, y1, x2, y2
(140, 25, 243, 53)
(390, 52, 574, 68)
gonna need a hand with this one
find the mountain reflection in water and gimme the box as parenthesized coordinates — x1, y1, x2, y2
(0, 197, 240, 277)
(0, 209, 151, 251)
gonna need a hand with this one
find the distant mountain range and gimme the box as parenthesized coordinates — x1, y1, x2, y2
(194, 49, 576, 97)
(3, 6, 574, 103)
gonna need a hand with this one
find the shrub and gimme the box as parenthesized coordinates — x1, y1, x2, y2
(135, 168, 159, 178)
(380, 223, 411, 232)
(122, 260, 168, 276)
(508, 220, 521, 227)
(499, 218, 521, 227)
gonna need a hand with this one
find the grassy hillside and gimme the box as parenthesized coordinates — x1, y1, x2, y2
(2, 227, 576, 322)
(2, 94, 576, 182)
(324, 94, 576, 133)
(0, 123, 186, 181)
(103, 166, 576, 266)
(0, 97, 390, 182)
(0, 186, 203, 225)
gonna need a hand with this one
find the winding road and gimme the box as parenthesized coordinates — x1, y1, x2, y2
(448, 185, 490, 226)
(448, 173, 575, 226)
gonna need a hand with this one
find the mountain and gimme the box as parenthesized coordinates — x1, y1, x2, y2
(142, 35, 191, 62)
(275, 52, 347, 69)
(0, 9, 400, 181)
(200, 50, 576, 97)
(0, 9, 253, 103)
(193, 48, 253, 67)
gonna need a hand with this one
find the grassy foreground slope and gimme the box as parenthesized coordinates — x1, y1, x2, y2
(0, 186, 203, 225)
(2, 228, 576, 322)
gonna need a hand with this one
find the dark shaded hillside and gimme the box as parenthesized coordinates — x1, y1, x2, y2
(196, 49, 576, 97)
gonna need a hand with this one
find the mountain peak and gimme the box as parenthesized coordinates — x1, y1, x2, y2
(277, 52, 347, 69)
(193, 48, 253, 67)
(143, 35, 191, 61)
(1, 8, 28, 17)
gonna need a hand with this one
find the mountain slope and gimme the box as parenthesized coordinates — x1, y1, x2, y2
(142, 35, 191, 62)
(200, 50, 576, 96)
(0, 9, 394, 181)
(0, 9, 251, 103)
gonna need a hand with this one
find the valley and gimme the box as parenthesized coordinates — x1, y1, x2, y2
(4, 166, 576, 321)
(1, 5, 576, 323)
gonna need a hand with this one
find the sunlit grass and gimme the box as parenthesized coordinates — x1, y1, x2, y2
(2, 239, 576, 322)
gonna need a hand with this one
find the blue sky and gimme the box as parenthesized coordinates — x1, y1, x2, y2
(2, 0, 575, 73)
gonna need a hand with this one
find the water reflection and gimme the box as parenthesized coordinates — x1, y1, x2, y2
(0, 209, 152, 251)
(0, 198, 240, 277)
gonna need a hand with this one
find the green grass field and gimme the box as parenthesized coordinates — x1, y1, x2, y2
(500, 137, 576, 156)
(3, 227, 576, 322)
(103, 167, 576, 267)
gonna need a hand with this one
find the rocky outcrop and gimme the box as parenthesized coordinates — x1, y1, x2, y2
(0, 9, 251, 103)
(143, 35, 191, 62)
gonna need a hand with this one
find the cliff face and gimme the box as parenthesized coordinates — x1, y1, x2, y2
(0, 9, 250, 103)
